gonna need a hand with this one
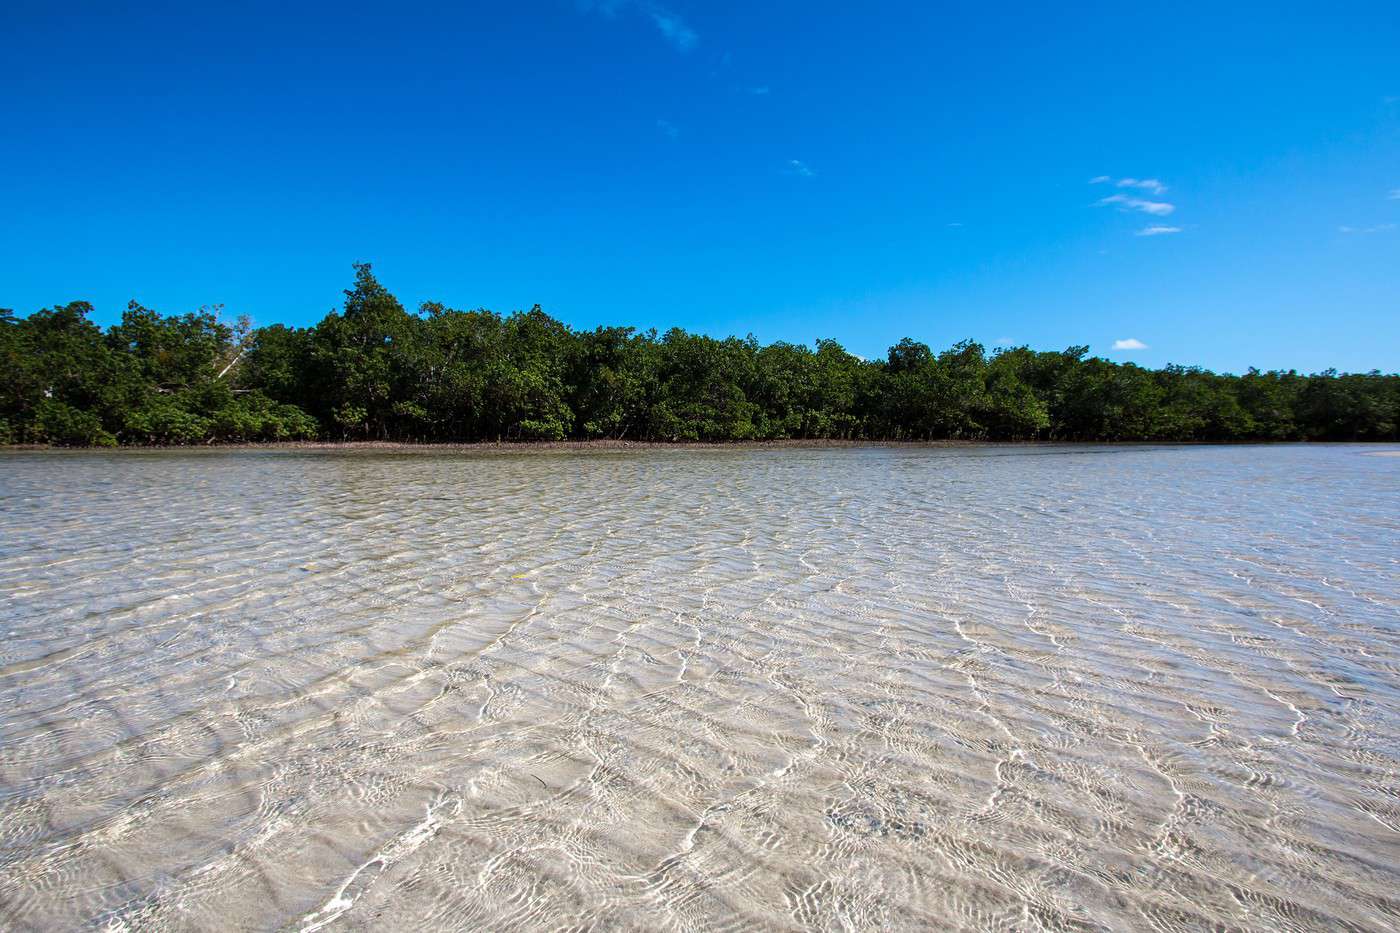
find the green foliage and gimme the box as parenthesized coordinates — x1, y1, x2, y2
(124, 397, 212, 445)
(3, 265, 1396, 446)
(210, 392, 321, 442)
(984, 350, 1050, 439)
(34, 399, 117, 446)
(0, 302, 140, 443)
(516, 418, 567, 441)
(568, 326, 654, 439)
(308, 263, 419, 440)
(110, 303, 232, 390)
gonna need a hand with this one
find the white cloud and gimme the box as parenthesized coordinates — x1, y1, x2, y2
(1097, 193, 1175, 216)
(786, 159, 815, 177)
(1388, 188, 1400, 200)
(747, 86, 771, 96)
(1339, 223, 1396, 234)
(1112, 338, 1148, 351)
(647, 7, 697, 50)
(1136, 225, 1182, 236)
(577, 0, 697, 51)
(1117, 177, 1167, 195)
(1090, 175, 1167, 195)
(656, 119, 679, 138)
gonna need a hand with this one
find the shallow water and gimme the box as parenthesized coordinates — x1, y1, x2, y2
(1, 444, 1398, 931)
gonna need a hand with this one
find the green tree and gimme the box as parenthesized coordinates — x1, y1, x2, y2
(6, 266, 1398, 446)
(309, 263, 419, 439)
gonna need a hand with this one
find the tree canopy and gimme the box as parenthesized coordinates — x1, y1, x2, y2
(3, 266, 1396, 446)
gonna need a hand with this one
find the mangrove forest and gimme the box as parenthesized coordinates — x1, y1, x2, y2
(3, 264, 1396, 446)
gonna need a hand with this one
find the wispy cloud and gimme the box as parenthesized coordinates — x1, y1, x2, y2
(1339, 223, 1396, 234)
(577, 0, 697, 52)
(656, 119, 679, 139)
(1119, 177, 1167, 195)
(1099, 195, 1175, 216)
(1388, 188, 1400, 200)
(1091, 175, 1168, 195)
(786, 159, 815, 178)
(1112, 338, 1148, 351)
(1097, 193, 1175, 216)
(747, 86, 771, 96)
(648, 7, 697, 50)
(1091, 176, 1179, 236)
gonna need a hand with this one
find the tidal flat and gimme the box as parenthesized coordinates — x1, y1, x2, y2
(1, 444, 1397, 930)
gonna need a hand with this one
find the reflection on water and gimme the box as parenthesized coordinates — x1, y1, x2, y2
(1, 444, 1398, 930)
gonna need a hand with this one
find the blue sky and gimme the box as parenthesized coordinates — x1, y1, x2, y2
(3, 1, 1398, 373)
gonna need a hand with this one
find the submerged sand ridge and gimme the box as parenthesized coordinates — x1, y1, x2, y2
(0, 444, 1397, 929)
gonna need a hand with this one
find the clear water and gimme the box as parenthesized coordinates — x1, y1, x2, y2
(1, 445, 1397, 930)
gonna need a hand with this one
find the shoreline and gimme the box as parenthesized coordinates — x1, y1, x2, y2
(4, 438, 1396, 454)
(1, 439, 993, 453)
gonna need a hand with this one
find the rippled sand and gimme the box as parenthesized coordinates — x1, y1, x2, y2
(1, 444, 1398, 931)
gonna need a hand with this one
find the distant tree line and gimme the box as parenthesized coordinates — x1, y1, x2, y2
(3, 264, 1396, 446)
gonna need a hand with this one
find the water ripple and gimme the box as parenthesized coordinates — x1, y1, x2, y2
(0, 444, 1397, 930)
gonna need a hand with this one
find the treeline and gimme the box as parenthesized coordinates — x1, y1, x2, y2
(3, 264, 1397, 446)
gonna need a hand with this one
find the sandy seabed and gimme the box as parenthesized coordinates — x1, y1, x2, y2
(1, 443, 1397, 929)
